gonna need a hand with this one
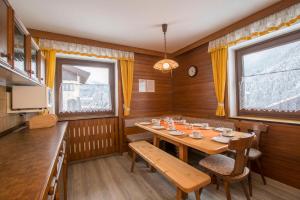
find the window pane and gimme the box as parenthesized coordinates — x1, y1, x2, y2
(240, 40, 300, 112)
(60, 64, 112, 113)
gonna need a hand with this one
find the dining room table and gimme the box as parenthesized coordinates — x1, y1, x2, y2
(135, 120, 251, 162)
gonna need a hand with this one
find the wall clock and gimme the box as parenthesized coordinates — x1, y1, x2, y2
(187, 66, 198, 77)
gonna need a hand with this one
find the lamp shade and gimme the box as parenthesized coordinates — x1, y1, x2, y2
(153, 58, 179, 72)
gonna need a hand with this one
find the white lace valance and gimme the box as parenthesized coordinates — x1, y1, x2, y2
(208, 3, 300, 52)
(39, 39, 134, 60)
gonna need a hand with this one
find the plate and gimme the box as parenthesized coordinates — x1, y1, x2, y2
(189, 134, 203, 139)
(192, 123, 203, 127)
(169, 130, 185, 136)
(139, 122, 151, 125)
(151, 125, 165, 130)
(222, 132, 235, 137)
(167, 128, 176, 131)
(212, 136, 230, 144)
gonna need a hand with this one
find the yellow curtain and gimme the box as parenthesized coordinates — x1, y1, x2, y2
(211, 47, 228, 116)
(43, 50, 56, 89)
(120, 60, 134, 116)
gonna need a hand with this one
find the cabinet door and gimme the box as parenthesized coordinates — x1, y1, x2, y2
(13, 20, 27, 73)
(30, 39, 39, 80)
(0, 0, 8, 63)
(38, 51, 46, 85)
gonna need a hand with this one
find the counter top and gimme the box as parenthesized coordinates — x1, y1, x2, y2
(0, 122, 68, 200)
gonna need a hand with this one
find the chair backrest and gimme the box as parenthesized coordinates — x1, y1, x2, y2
(228, 135, 254, 176)
(235, 121, 268, 149)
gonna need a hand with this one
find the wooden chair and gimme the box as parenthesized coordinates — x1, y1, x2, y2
(235, 121, 268, 196)
(199, 135, 254, 200)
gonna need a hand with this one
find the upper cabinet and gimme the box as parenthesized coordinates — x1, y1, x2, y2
(38, 51, 46, 85)
(13, 18, 28, 74)
(0, 0, 9, 63)
(29, 37, 39, 80)
(0, 0, 44, 86)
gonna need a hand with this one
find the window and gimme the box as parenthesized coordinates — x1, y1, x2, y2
(56, 58, 115, 117)
(236, 30, 300, 119)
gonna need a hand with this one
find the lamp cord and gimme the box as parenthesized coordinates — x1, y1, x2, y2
(164, 31, 167, 58)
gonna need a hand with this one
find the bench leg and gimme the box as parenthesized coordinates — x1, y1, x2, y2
(195, 188, 203, 200)
(131, 151, 137, 172)
(176, 188, 184, 200)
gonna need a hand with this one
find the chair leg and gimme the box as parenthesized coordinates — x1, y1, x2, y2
(241, 180, 251, 200)
(215, 176, 219, 190)
(256, 158, 267, 185)
(194, 188, 202, 200)
(224, 181, 231, 200)
(176, 187, 184, 200)
(248, 162, 253, 196)
(130, 151, 137, 172)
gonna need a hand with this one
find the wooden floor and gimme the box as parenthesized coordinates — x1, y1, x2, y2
(68, 154, 300, 200)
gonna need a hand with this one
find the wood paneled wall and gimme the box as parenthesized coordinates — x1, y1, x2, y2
(128, 53, 173, 118)
(67, 117, 119, 161)
(172, 44, 217, 117)
(172, 44, 300, 189)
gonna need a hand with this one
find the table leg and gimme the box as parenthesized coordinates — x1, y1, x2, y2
(178, 144, 188, 162)
(153, 135, 160, 147)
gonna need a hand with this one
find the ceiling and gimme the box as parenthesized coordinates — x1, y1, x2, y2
(10, 0, 279, 53)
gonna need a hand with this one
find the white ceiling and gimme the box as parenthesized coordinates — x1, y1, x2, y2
(10, 0, 279, 53)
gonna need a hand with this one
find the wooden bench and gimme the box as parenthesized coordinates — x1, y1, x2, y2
(129, 141, 211, 200)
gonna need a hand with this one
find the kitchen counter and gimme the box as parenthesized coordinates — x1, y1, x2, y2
(0, 122, 68, 200)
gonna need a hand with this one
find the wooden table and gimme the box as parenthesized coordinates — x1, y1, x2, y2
(135, 122, 250, 162)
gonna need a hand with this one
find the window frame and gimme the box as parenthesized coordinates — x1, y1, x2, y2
(55, 58, 116, 119)
(235, 29, 300, 120)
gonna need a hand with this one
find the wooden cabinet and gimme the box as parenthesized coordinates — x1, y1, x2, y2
(13, 18, 28, 74)
(0, 0, 42, 86)
(30, 38, 39, 80)
(0, 0, 9, 63)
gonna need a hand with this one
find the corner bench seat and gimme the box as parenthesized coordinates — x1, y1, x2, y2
(129, 141, 211, 200)
(126, 132, 153, 142)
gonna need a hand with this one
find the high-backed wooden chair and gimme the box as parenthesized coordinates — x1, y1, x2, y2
(199, 135, 254, 200)
(235, 121, 268, 196)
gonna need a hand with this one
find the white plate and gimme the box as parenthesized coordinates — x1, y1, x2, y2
(212, 136, 230, 144)
(201, 127, 214, 130)
(222, 132, 235, 137)
(169, 130, 185, 136)
(215, 127, 224, 132)
(192, 123, 204, 127)
(151, 125, 165, 130)
(167, 128, 176, 131)
(189, 134, 203, 139)
(139, 122, 151, 125)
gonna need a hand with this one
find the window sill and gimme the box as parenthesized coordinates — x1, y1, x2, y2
(230, 116, 300, 125)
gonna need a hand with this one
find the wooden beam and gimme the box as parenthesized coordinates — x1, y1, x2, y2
(171, 0, 300, 57)
(28, 29, 164, 57)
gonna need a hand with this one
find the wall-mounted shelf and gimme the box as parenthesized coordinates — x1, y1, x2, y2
(0, 59, 41, 86)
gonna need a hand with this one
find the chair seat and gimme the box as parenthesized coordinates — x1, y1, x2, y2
(126, 132, 153, 142)
(248, 148, 262, 160)
(199, 154, 249, 180)
(199, 154, 235, 176)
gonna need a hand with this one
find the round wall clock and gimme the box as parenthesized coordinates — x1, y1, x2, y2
(187, 65, 198, 77)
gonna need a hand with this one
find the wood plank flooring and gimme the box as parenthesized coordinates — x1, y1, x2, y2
(68, 154, 300, 200)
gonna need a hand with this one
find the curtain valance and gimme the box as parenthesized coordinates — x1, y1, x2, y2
(208, 3, 300, 52)
(39, 39, 134, 61)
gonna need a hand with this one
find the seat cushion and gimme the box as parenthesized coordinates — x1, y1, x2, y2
(199, 154, 235, 176)
(126, 132, 153, 142)
(248, 148, 262, 160)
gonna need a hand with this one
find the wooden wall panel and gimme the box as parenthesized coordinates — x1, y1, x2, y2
(172, 44, 218, 117)
(67, 117, 119, 161)
(128, 53, 173, 118)
(172, 43, 300, 189)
